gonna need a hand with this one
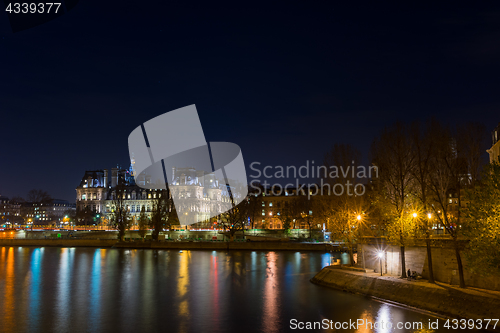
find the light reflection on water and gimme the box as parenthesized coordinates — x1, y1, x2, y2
(0, 247, 467, 333)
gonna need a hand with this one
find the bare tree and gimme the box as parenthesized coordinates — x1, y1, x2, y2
(109, 182, 131, 241)
(427, 121, 486, 288)
(295, 195, 316, 239)
(166, 203, 180, 230)
(137, 205, 149, 240)
(276, 200, 302, 235)
(218, 198, 249, 241)
(318, 144, 368, 265)
(456, 122, 487, 188)
(372, 122, 418, 278)
(27, 189, 52, 203)
(409, 120, 437, 283)
(10, 196, 25, 204)
(247, 186, 263, 229)
(463, 161, 500, 276)
(150, 189, 173, 241)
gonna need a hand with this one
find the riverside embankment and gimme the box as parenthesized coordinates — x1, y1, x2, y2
(311, 266, 500, 322)
(0, 238, 334, 251)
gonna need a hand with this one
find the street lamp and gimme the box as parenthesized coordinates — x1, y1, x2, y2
(412, 212, 417, 218)
(377, 251, 384, 276)
(356, 215, 361, 221)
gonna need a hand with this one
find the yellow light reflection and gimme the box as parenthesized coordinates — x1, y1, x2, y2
(177, 250, 191, 332)
(3, 247, 15, 331)
(355, 310, 375, 333)
(263, 252, 279, 332)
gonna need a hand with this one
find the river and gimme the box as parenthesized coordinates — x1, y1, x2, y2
(0, 247, 472, 332)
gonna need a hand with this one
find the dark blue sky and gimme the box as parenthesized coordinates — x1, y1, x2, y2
(1, 2, 499, 202)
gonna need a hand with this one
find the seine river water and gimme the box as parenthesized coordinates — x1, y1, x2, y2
(0, 247, 473, 333)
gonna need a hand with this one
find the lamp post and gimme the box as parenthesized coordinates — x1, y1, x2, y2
(351, 213, 362, 267)
(377, 251, 383, 276)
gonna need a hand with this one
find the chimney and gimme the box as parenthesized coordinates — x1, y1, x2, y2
(111, 168, 118, 188)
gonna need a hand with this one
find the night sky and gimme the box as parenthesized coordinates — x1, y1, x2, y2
(1, 2, 499, 202)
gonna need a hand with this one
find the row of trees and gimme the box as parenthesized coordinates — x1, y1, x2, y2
(281, 119, 496, 288)
(370, 120, 487, 287)
(5, 189, 53, 205)
(108, 182, 180, 241)
(462, 161, 500, 277)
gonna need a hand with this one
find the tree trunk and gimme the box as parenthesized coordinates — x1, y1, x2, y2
(425, 233, 435, 283)
(348, 245, 354, 266)
(454, 238, 466, 288)
(118, 229, 125, 241)
(152, 227, 159, 241)
(400, 245, 407, 278)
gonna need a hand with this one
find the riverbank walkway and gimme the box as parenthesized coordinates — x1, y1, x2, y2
(334, 265, 500, 301)
(312, 266, 500, 321)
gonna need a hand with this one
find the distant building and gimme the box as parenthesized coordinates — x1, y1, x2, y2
(22, 200, 75, 225)
(76, 164, 233, 226)
(487, 122, 500, 163)
(0, 196, 22, 226)
(257, 186, 316, 230)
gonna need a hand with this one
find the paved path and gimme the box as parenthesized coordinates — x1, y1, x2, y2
(329, 265, 500, 300)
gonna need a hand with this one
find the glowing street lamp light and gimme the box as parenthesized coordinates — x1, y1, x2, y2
(377, 251, 384, 276)
(412, 212, 417, 218)
(427, 213, 432, 219)
(356, 215, 362, 221)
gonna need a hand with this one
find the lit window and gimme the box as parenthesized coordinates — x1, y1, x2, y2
(269, 202, 273, 207)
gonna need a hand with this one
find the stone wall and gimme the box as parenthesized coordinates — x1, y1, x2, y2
(358, 241, 500, 291)
(311, 267, 500, 320)
(113, 241, 334, 251)
(0, 238, 334, 251)
(0, 239, 117, 247)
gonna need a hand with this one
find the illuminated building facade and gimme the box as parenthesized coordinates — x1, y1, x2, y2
(21, 200, 75, 225)
(76, 165, 233, 226)
(0, 196, 22, 225)
(257, 187, 316, 230)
